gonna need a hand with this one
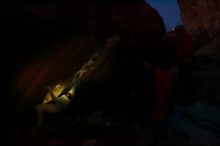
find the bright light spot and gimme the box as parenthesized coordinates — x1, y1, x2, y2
(42, 84, 65, 104)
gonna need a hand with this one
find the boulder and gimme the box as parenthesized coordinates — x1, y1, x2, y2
(6, 1, 166, 111)
(178, 0, 220, 41)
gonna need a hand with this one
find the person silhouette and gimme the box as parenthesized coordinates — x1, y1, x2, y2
(174, 25, 194, 106)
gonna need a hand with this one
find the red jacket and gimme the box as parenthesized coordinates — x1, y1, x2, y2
(153, 68, 173, 121)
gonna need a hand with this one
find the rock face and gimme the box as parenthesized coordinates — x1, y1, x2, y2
(178, 0, 220, 103)
(5, 1, 165, 43)
(6, 1, 165, 111)
(178, 0, 220, 41)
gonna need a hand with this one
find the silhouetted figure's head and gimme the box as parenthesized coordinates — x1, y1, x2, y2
(174, 25, 186, 35)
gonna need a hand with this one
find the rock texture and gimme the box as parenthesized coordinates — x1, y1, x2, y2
(5, 1, 165, 111)
(177, 0, 220, 71)
(178, 0, 220, 41)
(178, 0, 220, 103)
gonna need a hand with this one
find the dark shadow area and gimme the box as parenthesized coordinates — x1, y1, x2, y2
(2, 1, 220, 146)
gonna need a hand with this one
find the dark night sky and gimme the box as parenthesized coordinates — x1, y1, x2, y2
(146, 0, 182, 31)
